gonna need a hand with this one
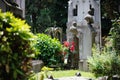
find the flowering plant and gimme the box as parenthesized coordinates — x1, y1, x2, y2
(62, 41, 75, 57)
(62, 41, 76, 64)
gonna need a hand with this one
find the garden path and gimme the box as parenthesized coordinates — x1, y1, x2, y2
(44, 76, 91, 80)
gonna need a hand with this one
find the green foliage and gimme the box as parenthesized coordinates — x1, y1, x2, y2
(35, 33, 63, 66)
(110, 19, 120, 54)
(88, 47, 120, 78)
(101, 0, 120, 19)
(88, 19, 120, 78)
(25, 0, 68, 33)
(88, 25, 120, 80)
(0, 10, 37, 80)
(100, 0, 120, 37)
(28, 72, 44, 80)
(88, 52, 111, 77)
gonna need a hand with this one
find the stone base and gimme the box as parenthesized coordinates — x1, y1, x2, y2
(31, 60, 44, 73)
(79, 59, 89, 71)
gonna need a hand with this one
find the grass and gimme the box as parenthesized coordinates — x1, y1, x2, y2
(49, 70, 95, 78)
(29, 70, 95, 80)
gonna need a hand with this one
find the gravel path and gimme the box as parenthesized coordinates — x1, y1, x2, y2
(44, 76, 92, 80)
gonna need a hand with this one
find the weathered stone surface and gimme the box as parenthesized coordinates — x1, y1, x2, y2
(98, 77, 107, 80)
(66, 0, 101, 71)
(31, 60, 44, 73)
(0, 0, 25, 18)
(98, 75, 120, 80)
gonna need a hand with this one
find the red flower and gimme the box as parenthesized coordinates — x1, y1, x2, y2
(71, 41, 75, 46)
(63, 41, 75, 55)
(63, 41, 70, 47)
(70, 45, 75, 52)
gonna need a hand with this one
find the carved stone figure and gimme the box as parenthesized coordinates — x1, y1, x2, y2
(69, 21, 78, 35)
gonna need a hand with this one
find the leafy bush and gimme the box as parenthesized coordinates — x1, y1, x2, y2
(88, 48, 120, 79)
(88, 19, 120, 79)
(110, 18, 120, 54)
(0, 10, 37, 80)
(35, 33, 63, 66)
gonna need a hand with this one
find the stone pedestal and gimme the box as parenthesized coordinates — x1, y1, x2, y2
(79, 60, 89, 71)
(31, 60, 44, 73)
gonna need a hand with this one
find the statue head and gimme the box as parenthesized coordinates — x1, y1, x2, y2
(69, 21, 78, 35)
(72, 21, 77, 27)
(88, 8, 94, 16)
(84, 9, 94, 24)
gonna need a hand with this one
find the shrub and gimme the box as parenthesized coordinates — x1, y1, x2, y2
(88, 48, 120, 79)
(35, 33, 63, 66)
(88, 19, 120, 79)
(110, 18, 120, 54)
(0, 10, 37, 80)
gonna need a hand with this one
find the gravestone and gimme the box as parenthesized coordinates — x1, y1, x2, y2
(46, 27, 63, 43)
(66, 0, 101, 71)
(31, 60, 44, 73)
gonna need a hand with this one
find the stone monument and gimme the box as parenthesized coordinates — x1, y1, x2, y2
(66, 0, 101, 71)
(46, 27, 63, 43)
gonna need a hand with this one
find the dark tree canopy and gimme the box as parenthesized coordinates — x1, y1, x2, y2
(25, 0, 68, 33)
(25, 0, 120, 36)
(101, 0, 120, 37)
(101, 0, 120, 19)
